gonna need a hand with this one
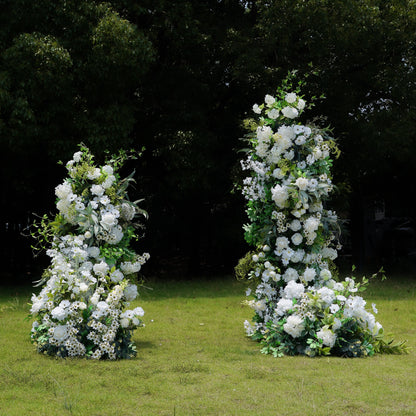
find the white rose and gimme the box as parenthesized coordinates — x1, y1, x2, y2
(295, 177, 309, 190)
(110, 270, 124, 283)
(100, 212, 117, 230)
(90, 293, 100, 305)
(53, 325, 69, 342)
(297, 98, 306, 110)
(264, 94, 275, 106)
(132, 317, 141, 326)
(93, 261, 109, 277)
(87, 168, 101, 180)
(304, 217, 320, 233)
(275, 236, 289, 252)
(252, 104, 261, 114)
(275, 298, 294, 316)
(283, 315, 305, 338)
(102, 165, 114, 175)
(320, 269, 332, 280)
(124, 284, 138, 302)
(317, 326, 336, 347)
(133, 306, 145, 317)
(256, 125, 273, 141)
(271, 184, 289, 208)
(283, 269, 301, 285)
(285, 93, 297, 103)
(267, 108, 279, 119)
(291, 233, 303, 246)
(51, 306, 67, 321)
(55, 181, 73, 199)
(96, 301, 109, 312)
(120, 318, 129, 328)
(272, 168, 285, 179)
(290, 220, 302, 231)
(102, 175, 116, 189)
(79, 282, 89, 292)
(120, 261, 141, 275)
(91, 184, 104, 196)
(277, 125, 296, 140)
(88, 247, 100, 258)
(282, 106, 299, 119)
(303, 267, 316, 282)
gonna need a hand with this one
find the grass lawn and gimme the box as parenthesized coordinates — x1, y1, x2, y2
(0, 274, 415, 415)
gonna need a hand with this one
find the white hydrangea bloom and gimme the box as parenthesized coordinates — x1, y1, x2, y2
(124, 284, 138, 302)
(91, 184, 104, 196)
(283, 280, 304, 298)
(317, 326, 336, 347)
(271, 184, 289, 208)
(275, 298, 294, 316)
(283, 315, 305, 338)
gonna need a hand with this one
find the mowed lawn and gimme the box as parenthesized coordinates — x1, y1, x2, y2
(0, 274, 415, 416)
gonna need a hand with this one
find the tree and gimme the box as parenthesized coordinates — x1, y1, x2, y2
(0, 1, 154, 279)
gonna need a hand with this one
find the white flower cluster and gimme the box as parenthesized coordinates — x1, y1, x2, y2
(55, 163, 137, 246)
(30, 147, 149, 359)
(241, 90, 382, 356)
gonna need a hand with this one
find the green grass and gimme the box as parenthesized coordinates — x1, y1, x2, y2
(1, 275, 415, 416)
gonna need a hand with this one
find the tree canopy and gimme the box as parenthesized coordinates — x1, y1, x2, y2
(1, 0, 416, 280)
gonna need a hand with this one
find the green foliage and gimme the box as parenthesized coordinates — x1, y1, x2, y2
(0, 0, 154, 158)
(91, 11, 154, 81)
(235, 251, 256, 282)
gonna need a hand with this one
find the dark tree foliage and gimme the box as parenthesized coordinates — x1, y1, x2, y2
(0, 0, 153, 280)
(109, 0, 255, 274)
(1, 0, 416, 282)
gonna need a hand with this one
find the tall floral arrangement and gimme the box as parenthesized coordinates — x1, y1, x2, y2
(237, 77, 406, 357)
(29, 145, 149, 359)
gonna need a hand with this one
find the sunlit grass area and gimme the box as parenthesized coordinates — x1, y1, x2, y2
(1, 275, 415, 415)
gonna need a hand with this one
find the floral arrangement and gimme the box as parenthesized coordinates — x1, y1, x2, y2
(29, 145, 149, 359)
(237, 77, 407, 357)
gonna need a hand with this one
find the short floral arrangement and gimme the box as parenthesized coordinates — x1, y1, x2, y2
(236, 76, 407, 357)
(29, 145, 149, 359)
